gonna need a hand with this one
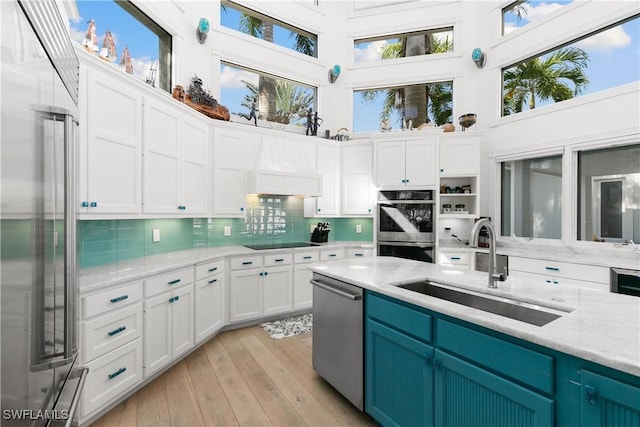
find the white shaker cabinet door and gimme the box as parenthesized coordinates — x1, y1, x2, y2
(376, 140, 406, 189)
(229, 269, 262, 322)
(142, 97, 180, 214)
(195, 274, 224, 344)
(171, 284, 194, 359)
(212, 128, 245, 217)
(143, 292, 172, 378)
(405, 138, 436, 187)
(180, 116, 209, 215)
(263, 265, 293, 317)
(80, 66, 143, 215)
(341, 143, 374, 216)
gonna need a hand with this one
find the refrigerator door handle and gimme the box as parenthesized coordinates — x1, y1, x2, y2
(64, 114, 77, 361)
(64, 366, 89, 427)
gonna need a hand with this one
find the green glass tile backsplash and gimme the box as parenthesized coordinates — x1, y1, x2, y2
(78, 196, 373, 268)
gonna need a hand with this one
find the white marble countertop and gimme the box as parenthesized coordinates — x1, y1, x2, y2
(78, 241, 374, 293)
(439, 240, 640, 270)
(310, 257, 640, 377)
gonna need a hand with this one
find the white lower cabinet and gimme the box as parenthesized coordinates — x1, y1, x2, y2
(293, 266, 314, 310)
(438, 250, 470, 270)
(143, 283, 194, 378)
(509, 256, 609, 291)
(78, 280, 144, 421)
(346, 247, 373, 258)
(194, 259, 225, 344)
(81, 338, 143, 417)
(229, 254, 293, 322)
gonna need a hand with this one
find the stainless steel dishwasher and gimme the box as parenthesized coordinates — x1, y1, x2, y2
(311, 272, 364, 411)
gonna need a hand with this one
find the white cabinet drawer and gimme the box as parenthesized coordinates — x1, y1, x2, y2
(294, 251, 320, 264)
(511, 270, 609, 291)
(509, 256, 609, 284)
(439, 252, 470, 266)
(82, 282, 143, 319)
(195, 259, 224, 280)
(230, 255, 264, 270)
(80, 338, 143, 418)
(81, 303, 142, 363)
(144, 267, 194, 298)
(320, 248, 345, 261)
(346, 248, 372, 258)
(264, 253, 293, 267)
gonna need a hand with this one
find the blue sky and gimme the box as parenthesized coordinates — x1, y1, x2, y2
(69, 1, 640, 133)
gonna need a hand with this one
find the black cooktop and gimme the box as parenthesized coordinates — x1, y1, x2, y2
(244, 241, 317, 250)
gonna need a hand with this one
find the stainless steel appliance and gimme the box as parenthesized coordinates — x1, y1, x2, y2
(1, 1, 87, 425)
(377, 241, 434, 263)
(611, 267, 640, 297)
(377, 190, 435, 262)
(311, 273, 364, 411)
(378, 190, 435, 242)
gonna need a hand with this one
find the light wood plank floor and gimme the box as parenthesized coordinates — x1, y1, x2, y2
(90, 326, 376, 427)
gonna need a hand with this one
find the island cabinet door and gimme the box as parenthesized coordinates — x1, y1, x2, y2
(433, 349, 554, 427)
(365, 319, 434, 427)
(580, 370, 640, 427)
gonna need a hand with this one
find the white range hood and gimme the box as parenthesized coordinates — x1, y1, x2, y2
(246, 169, 322, 196)
(245, 134, 322, 196)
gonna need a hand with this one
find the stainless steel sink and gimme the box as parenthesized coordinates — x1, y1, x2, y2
(397, 280, 567, 326)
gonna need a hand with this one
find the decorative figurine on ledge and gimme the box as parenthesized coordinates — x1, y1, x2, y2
(99, 29, 117, 62)
(82, 19, 99, 54)
(172, 75, 230, 121)
(305, 108, 323, 136)
(119, 46, 133, 75)
(239, 97, 257, 126)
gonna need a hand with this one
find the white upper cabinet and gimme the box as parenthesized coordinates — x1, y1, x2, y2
(376, 137, 437, 189)
(439, 135, 480, 176)
(305, 142, 341, 216)
(211, 127, 247, 217)
(78, 65, 143, 216)
(142, 96, 209, 215)
(341, 142, 375, 216)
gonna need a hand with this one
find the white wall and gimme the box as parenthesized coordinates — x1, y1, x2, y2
(131, 0, 639, 223)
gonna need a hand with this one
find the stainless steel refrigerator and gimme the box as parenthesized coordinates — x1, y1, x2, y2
(1, 1, 87, 425)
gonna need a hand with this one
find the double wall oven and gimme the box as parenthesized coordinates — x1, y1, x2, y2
(377, 190, 435, 263)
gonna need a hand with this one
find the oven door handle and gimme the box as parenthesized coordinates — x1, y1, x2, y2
(311, 280, 362, 301)
(377, 241, 435, 248)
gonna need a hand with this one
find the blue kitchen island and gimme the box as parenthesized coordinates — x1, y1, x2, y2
(310, 257, 640, 427)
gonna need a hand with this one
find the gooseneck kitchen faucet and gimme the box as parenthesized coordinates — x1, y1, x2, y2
(469, 218, 506, 288)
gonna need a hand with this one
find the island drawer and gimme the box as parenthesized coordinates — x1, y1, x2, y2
(195, 259, 224, 280)
(437, 320, 553, 394)
(366, 292, 432, 343)
(509, 256, 609, 284)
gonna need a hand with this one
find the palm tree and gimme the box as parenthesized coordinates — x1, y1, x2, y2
(240, 80, 313, 126)
(361, 33, 453, 127)
(230, 4, 315, 123)
(503, 47, 589, 115)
